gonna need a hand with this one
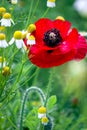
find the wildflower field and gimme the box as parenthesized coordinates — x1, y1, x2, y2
(0, 0, 87, 130)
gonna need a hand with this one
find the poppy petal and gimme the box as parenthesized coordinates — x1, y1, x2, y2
(53, 19, 71, 39)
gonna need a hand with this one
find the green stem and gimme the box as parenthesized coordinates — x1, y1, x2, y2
(41, 8, 50, 18)
(30, 0, 40, 22)
(7, 116, 18, 130)
(71, 117, 87, 130)
(8, 49, 19, 67)
(0, 60, 25, 107)
(2, 0, 4, 4)
(44, 68, 54, 106)
(15, 66, 37, 89)
(25, 0, 34, 29)
(19, 86, 46, 130)
(39, 122, 44, 130)
(32, 67, 40, 85)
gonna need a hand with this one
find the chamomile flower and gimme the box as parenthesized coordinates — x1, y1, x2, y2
(0, 56, 6, 68)
(32, 101, 41, 107)
(38, 106, 46, 119)
(23, 24, 36, 46)
(0, 26, 5, 32)
(0, 13, 14, 27)
(47, 0, 56, 8)
(27, 24, 36, 33)
(11, 0, 18, 4)
(27, 35, 35, 45)
(0, 33, 8, 48)
(41, 117, 49, 125)
(0, 7, 6, 16)
(56, 16, 65, 21)
(2, 66, 11, 76)
(74, 0, 87, 17)
(9, 31, 24, 49)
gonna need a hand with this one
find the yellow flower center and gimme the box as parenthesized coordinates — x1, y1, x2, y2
(3, 66, 10, 72)
(14, 31, 22, 39)
(32, 101, 40, 106)
(56, 16, 65, 21)
(48, 0, 55, 2)
(0, 7, 6, 15)
(3, 13, 11, 19)
(38, 106, 46, 113)
(0, 26, 5, 32)
(28, 24, 36, 33)
(0, 56, 6, 62)
(22, 31, 27, 39)
(28, 35, 35, 40)
(41, 117, 49, 123)
(0, 33, 6, 40)
(2, 66, 10, 76)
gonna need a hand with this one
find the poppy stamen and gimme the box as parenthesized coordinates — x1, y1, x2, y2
(43, 28, 62, 47)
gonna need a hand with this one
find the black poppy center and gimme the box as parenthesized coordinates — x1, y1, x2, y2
(43, 28, 62, 47)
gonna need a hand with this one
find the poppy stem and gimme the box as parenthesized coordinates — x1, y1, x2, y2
(44, 68, 54, 106)
(19, 86, 46, 130)
(32, 67, 40, 86)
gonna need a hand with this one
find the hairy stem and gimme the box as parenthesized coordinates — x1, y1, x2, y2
(19, 86, 46, 130)
(44, 68, 54, 106)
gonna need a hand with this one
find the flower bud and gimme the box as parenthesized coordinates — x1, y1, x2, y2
(38, 106, 46, 119)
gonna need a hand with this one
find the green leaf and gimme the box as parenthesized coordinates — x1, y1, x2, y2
(24, 108, 39, 130)
(47, 95, 57, 111)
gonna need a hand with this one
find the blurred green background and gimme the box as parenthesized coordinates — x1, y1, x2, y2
(0, 0, 87, 130)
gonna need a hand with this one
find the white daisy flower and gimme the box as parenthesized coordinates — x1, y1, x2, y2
(11, 0, 18, 4)
(38, 106, 46, 119)
(0, 33, 8, 48)
(41, 117, 49, 125)
(25, 23, 36, 42)
(0, 13, 14, 27)
(47, 0, 56, 8)
(27, 35, 35, 45)
(74, 0, 87, 17)
(9, 31, 24, 49)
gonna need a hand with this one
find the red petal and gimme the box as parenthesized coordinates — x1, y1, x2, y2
(28, 44, 76, 68)
(57, 28, 78, 54)
(33, 18, 53, 43)
(53, 19, 71, 39)
(26, 18, 87, 68)
(75, 35, 87, 59)
(65, 28, 78, 46)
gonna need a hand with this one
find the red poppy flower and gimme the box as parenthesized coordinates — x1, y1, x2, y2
(24, 18, 87, 68)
